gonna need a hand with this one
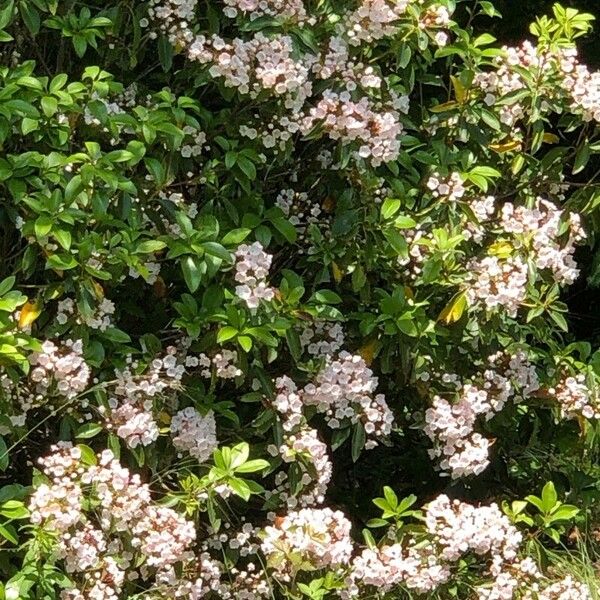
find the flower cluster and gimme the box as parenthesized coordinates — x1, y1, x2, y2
(107, 397, 160, 448)
(3, 340, 92, 426)
(29, 444, 196, 599)
(196, 349, 242, 379)
(275, 188, 328, 248)
(234, 242, 276, 308)
(171, 407, 218, 462)
(466, 255, 529, 317)
(103, 347, 193, 448)
(425, 494, 521, 563)
(128, 259, 161, 285)
(500, 198, 585, 285)
(342, 0, 410, 46)
(529, 576, 593, 600)
(349, 542, 451, 595)
(56, 297, 115, 331)
(303, 352, 394, 446)
(222, 0, 311, 24)
(260, 507, 353, 579)
(301, 91, 405, 166)
(29, 339, 91, 400)
(299, 321, 345, 358)
(426, 172, 466, 202)
(190, 33, 313, 110)
(474, 40, 600, 126)
(272, 352, 394, 446)
(551, 374, 600, 420)
(424, 352, 539, 477)
(267, 426, 333, 508)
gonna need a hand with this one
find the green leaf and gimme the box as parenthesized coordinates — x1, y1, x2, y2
(228, 477, 251, 501)
(286, 328, 302, 361)
(381, 198, 401, 219)
(0, 1, 14, 30)
(222, 228, 251, 245)
(202, 242, 232, 262)
(46, 254, 78, 270)
(21, 117, 38, 135)
(181, 255, 204, 292)
(549, 310, 569, 332)
(102, 328, 131, 343)
(272, 217, 297, 243)
(235, 459, 269, 473)
(0, 500, 29, 519)
(0, 522, 18, 545)
(383, 486, 398, 509)
(549, 504, 579, 521)
(136, 240, 167, 253)
(41, 96, 58, 117)
(0, 276, 15, 297)
(313, 290, 342, 304)
(75, 423, 103, 439)
(217, 326, 238, 343)
(72, 35, 87, 57)
(351, 421, 366, 462)
(541, 481, 558, 513)
(238, 335, 253, 352)
(366, 518, 389, 528)
(573, 142, 590, 174)
(77, 443, 98, 465)
(237, 156, 256, 180)
(394, 215, 417, 229)
(19, 2, 40, 33)
(158, 34, 173, 71)
(0, 436, 8, 471)
(362, 528, 377, 550)
(34, 214, 52, 237)
(53, 229, 72, 250)
(397, 316, 418, 337)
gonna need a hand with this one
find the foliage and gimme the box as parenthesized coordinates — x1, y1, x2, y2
(0, 0, 599, 598)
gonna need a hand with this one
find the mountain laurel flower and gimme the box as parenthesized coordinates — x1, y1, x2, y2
(171, 407, 218, 462)
(261, 507, 353, 577)
(234, 241, 276, 308)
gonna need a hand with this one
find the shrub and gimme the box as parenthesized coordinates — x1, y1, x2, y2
(0, 0, 600, 598)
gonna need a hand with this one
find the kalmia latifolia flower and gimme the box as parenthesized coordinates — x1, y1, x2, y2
(234, 241, 276, 308)
(301, 90, 406, 166)
(266, 426, 333, 508)
(299, 321, 345, 358)
(222, 0, 311, 24)
(29, 339, 91, 400)
(551, 373, 600, 420)
(302, 351, 394, 447)
(424, 352, 539, 478)
(104, 347, 189, 449)
(29, 443, 197, 599)
(193, 349, 242, 379)
(466, 255, 529, 317)
(56, 297, 116, 331)
(349, 542, 451, 595)
(426, 172, 466, 202)
(4, 340, 93, 427)
(500, 198, 585, 285)
(108, 399, 160, 449)
(272, 352, 393, 448)
(342, 0, 410, 46)
(474, 40, 600, 126)
(425, 495, 522, 563)
(260, 507, 353, 578)
(171, 406, 218, 462)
